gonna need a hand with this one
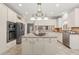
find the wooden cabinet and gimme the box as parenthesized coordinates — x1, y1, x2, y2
(0, 4, 7, 41)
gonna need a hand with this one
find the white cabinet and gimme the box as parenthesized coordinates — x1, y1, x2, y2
(70, 34, 79, 49)
(75, 9, 79, 27)
(32, 38, 44, 54)
(0, 4, 25, 54)
(0, 4, 8, 53)
(66, 8, 79, 27)
(56, 33, 62, 43)
(44, 38, 57, 54)
(2, 4, 8, 21)
(7, 7, 17, 22)
(0, 4, 7, 21)
(67, 10, 75, 27)
(24, 37, 57, 54)
(0, 4, 7, 43)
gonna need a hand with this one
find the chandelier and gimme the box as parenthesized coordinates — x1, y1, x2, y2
(30, 3, 48, 20)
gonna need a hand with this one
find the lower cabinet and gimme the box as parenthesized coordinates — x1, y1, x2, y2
(70, 34, 79, 49)
(62, 31, 79, 49)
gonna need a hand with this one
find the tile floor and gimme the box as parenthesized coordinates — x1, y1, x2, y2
(2, 38, 79, 55)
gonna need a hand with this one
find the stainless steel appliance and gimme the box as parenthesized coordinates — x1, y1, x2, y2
(7, 21, 16, 43)
(63, 31, 70, 48)
(7, 21, 25, 44)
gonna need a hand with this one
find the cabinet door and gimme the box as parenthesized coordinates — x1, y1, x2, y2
(70, 35, 79, 49)
(7, 8, 17, 22)
(2, 4, 8, 21)
(75, 9, 79, 27)
(44, 38, 57, 54)
(0, 4, 7, 52)
(0, 4, 2, 19)
(22, 38, 33, 54)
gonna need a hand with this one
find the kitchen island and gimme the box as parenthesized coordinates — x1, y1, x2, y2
(23, 32, 60, 54)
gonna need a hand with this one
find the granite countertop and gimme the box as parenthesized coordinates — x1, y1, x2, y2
(69, 31, 79, 35)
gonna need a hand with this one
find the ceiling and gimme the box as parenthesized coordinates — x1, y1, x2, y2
(5, 3, 79, 19)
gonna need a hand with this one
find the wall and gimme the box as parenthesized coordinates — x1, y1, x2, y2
(26, 19, 57, 26)
(34, 19, 57, 26)
(0, 4, 26, 54)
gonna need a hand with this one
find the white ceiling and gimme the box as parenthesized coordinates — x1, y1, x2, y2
(5, 3, 79, 19)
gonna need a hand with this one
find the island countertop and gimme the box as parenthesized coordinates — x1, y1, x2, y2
(23, 32, 59, 38)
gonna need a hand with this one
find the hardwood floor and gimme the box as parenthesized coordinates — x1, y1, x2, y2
(2, 38, 79, 55)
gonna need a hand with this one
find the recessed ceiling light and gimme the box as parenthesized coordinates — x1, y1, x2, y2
(62, 12, 68, 19)
(56, 4, 60, 7)
(25, 12, 28, 15)
(18, 4, 22, 7)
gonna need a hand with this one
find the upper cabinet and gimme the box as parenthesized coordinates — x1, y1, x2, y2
(7, 7, 17, 22)
(0, 4, 23, 23)
(0, 4, 8, 21)
(7, 7, 24, 23)
(66, 8, 79, 27)
(67, 10, 75, 27)
(74, 8, 79, 27)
